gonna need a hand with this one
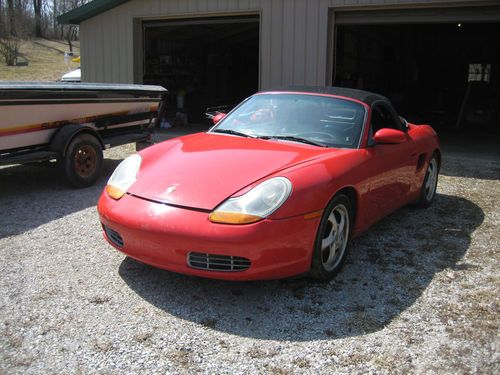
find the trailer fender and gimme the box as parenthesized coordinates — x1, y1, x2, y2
(50, 124, 104, 157)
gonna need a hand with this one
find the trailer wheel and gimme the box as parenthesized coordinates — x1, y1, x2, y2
(60, 134, 103, 188)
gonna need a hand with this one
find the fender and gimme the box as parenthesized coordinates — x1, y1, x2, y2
(49, 124, 104, 157)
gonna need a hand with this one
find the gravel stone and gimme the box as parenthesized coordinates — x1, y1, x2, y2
(1, 145, 499, 374)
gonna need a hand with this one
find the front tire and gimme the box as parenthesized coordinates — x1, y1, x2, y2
(416, 153, 439, 207)
(60, 134, 103, 188)
(310, 194, 353, 281)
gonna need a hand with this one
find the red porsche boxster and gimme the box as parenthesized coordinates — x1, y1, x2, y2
(98, 87, 440, 281)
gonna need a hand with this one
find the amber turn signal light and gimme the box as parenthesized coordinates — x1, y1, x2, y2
(209, 211, 262, 224)
(106, 185, 126, 200)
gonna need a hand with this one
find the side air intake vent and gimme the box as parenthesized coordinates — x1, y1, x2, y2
(103, 225, 124, 248)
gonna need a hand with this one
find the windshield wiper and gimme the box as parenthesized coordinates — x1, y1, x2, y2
(258, 135, 327, 147)
(212, 128, 254, 138)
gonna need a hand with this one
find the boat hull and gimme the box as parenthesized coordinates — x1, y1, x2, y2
(0, 82, 166, 152)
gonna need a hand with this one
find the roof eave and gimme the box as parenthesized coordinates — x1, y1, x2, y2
(57, 0, 130, 25)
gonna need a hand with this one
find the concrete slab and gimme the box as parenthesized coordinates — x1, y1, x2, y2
(439, 130, 500, 163)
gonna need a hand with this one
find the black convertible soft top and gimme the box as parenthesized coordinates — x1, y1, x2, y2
(262, 86, 388, 105)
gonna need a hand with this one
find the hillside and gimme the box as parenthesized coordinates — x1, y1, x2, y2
(0, 38, 80, 81)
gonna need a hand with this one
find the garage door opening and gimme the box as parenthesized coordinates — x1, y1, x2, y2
(333, 22, 500, 136)
(143, 16, 259, 123)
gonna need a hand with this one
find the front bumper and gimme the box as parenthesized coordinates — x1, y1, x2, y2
(97, 192, 320, 280)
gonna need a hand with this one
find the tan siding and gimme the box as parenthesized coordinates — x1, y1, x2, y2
(293, 0, 307, 85)
(151, 0, 158, 13)
(80, 0, 475, 87)
(103, 14, 113, 82)
(90, 17, 101, 82)
(317, 0, 330, 85)
(110, 13, 120, 82)
(238, 0, 250, 9)
(268, 0, 282, 87)
(159, 0, 171, 13)
(197, 0, 209, 12)
(282, 0, 295, 84)
(79, 22, 90, 81)
(218, 0, 229, 9)
(177, 0, 189, 13)
(305, 0, 320, 85)
(95, 18, 105, 81)
(249, 0, 261, 8)
(118, 11, 127, 82)
(206, 0, 218, 11)
(125, 2, 136, 82)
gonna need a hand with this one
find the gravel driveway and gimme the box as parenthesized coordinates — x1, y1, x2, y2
(1, 144, 499, 374)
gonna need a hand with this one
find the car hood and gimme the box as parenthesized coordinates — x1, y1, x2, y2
(128, 132, 341, 210)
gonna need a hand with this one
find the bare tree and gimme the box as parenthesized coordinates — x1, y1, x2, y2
(0, 0, 3, 36)
(0, 37, 20, 65)
(52, 0, 57, 35)
(7, 0, 15, 36)
(0, 0, 90, 42)
(33, 0, 42, 37)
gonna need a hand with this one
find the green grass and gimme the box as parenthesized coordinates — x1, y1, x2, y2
(0, 38, 80, 81)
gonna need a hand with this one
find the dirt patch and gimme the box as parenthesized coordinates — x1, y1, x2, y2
(0, 38, 80, 81)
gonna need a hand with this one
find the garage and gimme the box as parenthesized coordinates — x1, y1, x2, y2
(142, 15, 259, 123)
(332, 6, 500, 137)
(58, 0, 500, 154)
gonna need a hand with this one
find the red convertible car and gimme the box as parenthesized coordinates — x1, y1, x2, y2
(98, 87, 440, 281)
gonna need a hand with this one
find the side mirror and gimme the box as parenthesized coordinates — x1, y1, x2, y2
(212, 112, 226, 125)
(399, 116, 408, 129)
(373, 128, 406, 144)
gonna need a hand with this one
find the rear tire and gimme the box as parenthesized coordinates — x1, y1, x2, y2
(416, 153, 439, 207)
(60, 134, 103, 188)
(310, 194, 353, 281)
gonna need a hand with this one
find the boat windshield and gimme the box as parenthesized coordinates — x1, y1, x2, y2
(210, 93, 366, 148)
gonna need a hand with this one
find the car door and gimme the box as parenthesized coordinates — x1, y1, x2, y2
(362, 101, 418, 224)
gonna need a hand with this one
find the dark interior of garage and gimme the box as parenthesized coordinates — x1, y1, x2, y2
(143, 16, 259, 124)
(334, 22, 500, 136)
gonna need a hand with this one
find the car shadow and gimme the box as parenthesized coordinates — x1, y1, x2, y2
(0, 158, 121, 238)
(118, 193, 483, 341)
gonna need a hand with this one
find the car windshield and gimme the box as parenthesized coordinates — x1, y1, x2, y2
(210, 93, 366, 148)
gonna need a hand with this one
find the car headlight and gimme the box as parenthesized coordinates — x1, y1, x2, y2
(209, 177, 292, 224)
(105, 154, 142, 200)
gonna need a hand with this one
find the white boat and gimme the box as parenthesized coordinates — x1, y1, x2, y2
(61, 68, 81, 82)
(0, 82, 166, 152)
(0, 82, 167, 187)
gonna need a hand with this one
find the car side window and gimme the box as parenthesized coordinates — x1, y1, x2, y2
(372, 104, 401, 131)
(370, 107, 387, 135)
(368, 102, 403, 145)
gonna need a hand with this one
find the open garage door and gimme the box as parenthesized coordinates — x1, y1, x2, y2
(332, 6, 500, 139)
(143, 16, 259, 123)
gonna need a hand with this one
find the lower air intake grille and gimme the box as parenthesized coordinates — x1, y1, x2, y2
(103, 225, 124, 248)
(188, 252, 251, 272)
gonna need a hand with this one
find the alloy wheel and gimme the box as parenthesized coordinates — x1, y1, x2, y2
(425, 158, 438, 201)
(321, 204, 350, 272)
